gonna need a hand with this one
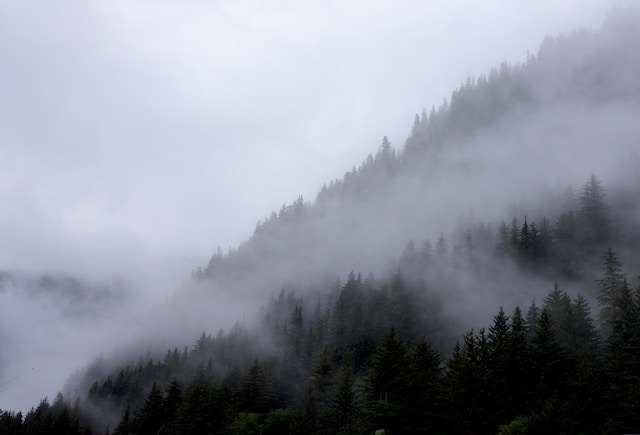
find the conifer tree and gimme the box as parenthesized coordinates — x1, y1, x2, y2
(577, 174, 608, 246)
(134, 383, 164, 435)
(596, 248, 627, 337)
(602, 278, 640, 432)
(405, 338, 442, 432)
(486, 307, 513, 429)
(327, 359, 360, 434)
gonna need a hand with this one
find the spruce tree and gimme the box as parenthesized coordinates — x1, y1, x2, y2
(596, 248, 626, 337)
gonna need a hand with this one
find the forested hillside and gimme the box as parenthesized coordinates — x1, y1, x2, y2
(2, 9, 640, 435)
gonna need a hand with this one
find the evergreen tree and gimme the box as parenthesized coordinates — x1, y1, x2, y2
(405, 338, 442, 433)
(161, 378, 182, 433)
(327, 359, 360, 434)
(596, 248, 627, 336)
(602, 278, 640, 433)
(236, 359, 275, 414)
(174, 370, 229, 434)
(528, 308, 572, 432)
(134, 383, 164, 435)
(577, 174, 609, 246)
(507, 306, 532, 417)
(486, 307, 514, 430)
(365, 327, 409, 433)
(113, 406, 133, 435)
(441, 330, 488, 433)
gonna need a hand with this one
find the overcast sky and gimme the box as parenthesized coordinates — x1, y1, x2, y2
(0, 0, 626, 278)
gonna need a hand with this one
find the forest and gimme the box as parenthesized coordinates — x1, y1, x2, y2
(2, 9, 640, 435)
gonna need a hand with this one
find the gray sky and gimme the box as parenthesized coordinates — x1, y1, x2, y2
(0, 1, 622, 277)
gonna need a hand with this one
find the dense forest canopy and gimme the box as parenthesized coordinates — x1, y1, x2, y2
(2, 8, 640, 435)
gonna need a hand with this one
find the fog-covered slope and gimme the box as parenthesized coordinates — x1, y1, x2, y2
(194, 10, 640, 309)
(2, 9, 640, 434)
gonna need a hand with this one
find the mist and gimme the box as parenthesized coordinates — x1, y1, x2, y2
(1, 0, 638, 419)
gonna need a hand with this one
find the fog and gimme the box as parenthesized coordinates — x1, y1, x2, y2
(1, 0, 637, 413)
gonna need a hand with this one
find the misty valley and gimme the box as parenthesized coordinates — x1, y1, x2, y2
(3, 9, 640, 435)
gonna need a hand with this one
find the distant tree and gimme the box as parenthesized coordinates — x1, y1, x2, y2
(134, 383, 164, 435)
(441, 330, 488, 433)
(161, 378, 182, 431)
(596, 248, 627, 336)
(113, 406, 132, 435)
(525, 300, 540, 340)
(485, 307, 520, 430)
(519, 217, 532, 260)
(507, 306, 532, 417)
(375, 136, 397, 174)
(236, 359, 275, 414)
(366, 327, 409, 412)
(174, 371, 229, 434)
(601, 278, 640, 433)
(528, 308, 572, 432)
(404, 338, 442, 432)
(568, 294, 601, 359)
(0, 409, 24, 435)
(327, 359, 360, 434)
(577, 174, 609, 246)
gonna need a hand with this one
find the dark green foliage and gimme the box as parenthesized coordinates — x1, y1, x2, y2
(326, 360, 360, 434)
(596, 248, 627, 335)
(364, 327, 409, 432)
(16, 394, 84, 435)
(441, 330, 491, 433)
(529, 309, 571, 413)
(235, 359, 276, 414)
(172, 370, 230, 434)
(133, 383, 164, 434)
(601, 278, 640, 433)
(0, 409, 24, 435)
(404, 338, 442, 433)
(9, 259, 640, 434)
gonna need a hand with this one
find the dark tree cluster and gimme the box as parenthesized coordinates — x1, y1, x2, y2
(6, 248, 640, 434)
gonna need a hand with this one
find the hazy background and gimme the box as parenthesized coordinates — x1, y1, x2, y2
(0, 0, 625, 276)
(0, 0, 633, 413)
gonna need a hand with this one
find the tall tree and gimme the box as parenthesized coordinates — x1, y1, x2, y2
(602, 278, 640, 433)
(596, 248, 627, 337)
(365, 327, 409, 432)
(577, 174, 609, 246)
(327, 359, 360, 434)
(134, 383, 164, 435)
(404, 338, 442, 433)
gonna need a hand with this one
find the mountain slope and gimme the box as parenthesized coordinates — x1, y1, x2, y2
(2, 9, 640, 434)
(194, 10, 640, 313)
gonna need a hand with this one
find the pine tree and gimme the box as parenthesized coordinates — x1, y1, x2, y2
(441, 330, 487, 433)
(405, 338, 442, 432)
(135, 383, 164, 435)
(237, 359, 275, 414)
(486, 307, 514, 430)
(327, 359, 360, 434)
(602, 278, 640, 433)
(368, 327, 408, 408)
(528, 308, 571, 432)
(596, 248, 627, 337)
(365, 326, 409, 430)
(161, 378, 182, 432)
(113, 406, 132, 435)
(577, 174, 609, 246)
(507, 306, 532, 417)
